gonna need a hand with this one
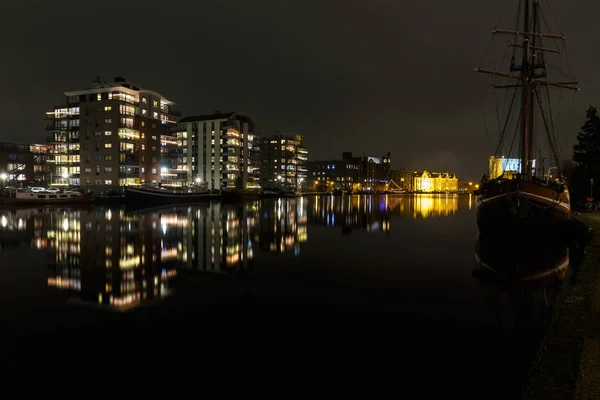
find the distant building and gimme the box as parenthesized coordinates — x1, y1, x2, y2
(174, 111, 256, 190)
(412, 170, 458, 192)
(306, 152, 391, 191)
(489, 156, 536, 179)
(259, 133, 308, 190)
(46, 76, 180, 189)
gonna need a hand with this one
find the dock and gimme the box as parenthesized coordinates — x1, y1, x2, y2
(520, 212, 600, 399)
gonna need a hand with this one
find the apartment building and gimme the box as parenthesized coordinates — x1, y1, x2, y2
(46, 77, 180, 189)
(173, 111, 257, 190)
(0, 141, 52, 185)
(259, 133, 308, 190)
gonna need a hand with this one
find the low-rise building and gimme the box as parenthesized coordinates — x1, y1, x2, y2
(412, 170, 458, 192)
(306, 152, 391, 191)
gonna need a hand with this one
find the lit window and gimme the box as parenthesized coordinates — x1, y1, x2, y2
(97, 93, 101, 101)
(104, 119, 112, 124)
(104, 156, 112, 161)
(152, 136, 157, 140)
(105, 180, 112, 185)
(104, 106, 112, 111)
(104, 167, 112, 173)
(141, 133, 145, 139)
(141, 167, 145, 173)
(141, 144, 146, 150)
(142, 97, 147, 104)
(152, 100, 158, 108)
(108, 92, 113, 99)
(104, 143, 112, 148)
(142, 109, 147, 116)
(152, 168, 157, 174)
(152, 146, 157, 151)
(141, 121, 145, 127)
(84, 168, 91, 173)
(153, 112, 158, 119)
(104, 131, 112, 136)
(94, 131, 102, 137)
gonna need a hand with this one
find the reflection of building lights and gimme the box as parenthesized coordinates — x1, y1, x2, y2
(1, 215, 6, 228)
(62, 218, 69, 231)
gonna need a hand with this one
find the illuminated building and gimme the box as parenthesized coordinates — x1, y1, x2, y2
(306, 152, 391, 191)
(259, 133, 308, 190)
(0, 141, 52, 185)
(46, 76, 180, 189)
(174, 111, 256, 190)
(488, 156, 537, 179)
(412, 170, 458, 193)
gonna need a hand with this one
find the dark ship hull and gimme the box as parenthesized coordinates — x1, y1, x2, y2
(476, 179, 571, 234)
(124, 187, 218, 208)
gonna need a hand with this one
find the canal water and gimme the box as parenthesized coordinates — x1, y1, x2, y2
(0, 194, 582, 395)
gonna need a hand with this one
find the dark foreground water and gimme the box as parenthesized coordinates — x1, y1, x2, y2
(0, 194, 583, 395)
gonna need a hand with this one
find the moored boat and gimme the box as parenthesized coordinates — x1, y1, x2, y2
(124, 186, 219, 208)
(221, 188, 261, 202)
(473, 0, 579, 234)
(0, 188, 94, 206)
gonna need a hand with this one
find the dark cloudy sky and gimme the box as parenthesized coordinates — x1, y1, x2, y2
(0, 0, 598, 180)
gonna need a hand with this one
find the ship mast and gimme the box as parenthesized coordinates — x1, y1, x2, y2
(474, 0, 579, 178)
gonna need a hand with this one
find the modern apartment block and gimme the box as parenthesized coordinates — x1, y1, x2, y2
(173, 111, 256, 190)
(259, 133, 308, 190)
(0, 141, 51, 185)
(46, 77, 180, 189)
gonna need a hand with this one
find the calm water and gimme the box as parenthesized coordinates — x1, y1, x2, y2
(0, 194, 580, 394)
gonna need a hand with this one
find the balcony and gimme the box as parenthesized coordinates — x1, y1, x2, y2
(47, 124, 67, 131)
(120, 155, 139, 165)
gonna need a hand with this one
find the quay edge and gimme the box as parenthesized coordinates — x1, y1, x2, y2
(519, 213, 600, 400)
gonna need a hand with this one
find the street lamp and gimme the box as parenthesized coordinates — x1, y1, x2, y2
(0, 173, 7, 181)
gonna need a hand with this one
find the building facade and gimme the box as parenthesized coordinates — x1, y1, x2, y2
(306, 152, 391, 191)
(0, 141, 52, 186)
(412, 170, 458, 192)
(46, 77, 180, 190)
(174, 112, 256, 190)
(259, 133, 308, 190)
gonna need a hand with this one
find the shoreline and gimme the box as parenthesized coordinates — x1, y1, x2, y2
(519, 212, 600, 399)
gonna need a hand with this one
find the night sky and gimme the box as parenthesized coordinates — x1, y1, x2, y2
(1, 0, 598, 180)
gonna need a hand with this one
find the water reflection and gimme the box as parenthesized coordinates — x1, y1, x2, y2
(309, 194, 461, 233)
(472, 233, 571, 391)
(0, 195, 465, 311)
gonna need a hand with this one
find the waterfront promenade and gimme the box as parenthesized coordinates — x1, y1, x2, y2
(520, 213, 600, 399)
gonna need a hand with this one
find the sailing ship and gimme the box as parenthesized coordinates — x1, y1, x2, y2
(474, 0, 578, 233)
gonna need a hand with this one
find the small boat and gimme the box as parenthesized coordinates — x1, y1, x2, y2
(124, 186, 219, 208)
(0, 188, 93, 206)
(221, 188, 261, 202)
(260, 189, 281, 199)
